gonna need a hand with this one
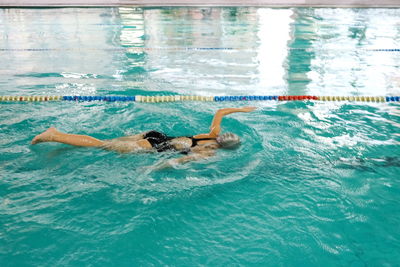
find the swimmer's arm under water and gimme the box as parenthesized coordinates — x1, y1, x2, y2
(154, 149, 216, 170)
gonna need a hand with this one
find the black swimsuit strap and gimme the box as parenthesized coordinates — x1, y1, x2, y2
(189, 136, 217, 147)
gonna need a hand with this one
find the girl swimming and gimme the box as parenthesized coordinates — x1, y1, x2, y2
(31, 107, 256, 165)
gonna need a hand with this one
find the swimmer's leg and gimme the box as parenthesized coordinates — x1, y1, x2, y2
(111, 132, 147, 142)
(31, 127, 104, 147)
(102, 139, 153, 153)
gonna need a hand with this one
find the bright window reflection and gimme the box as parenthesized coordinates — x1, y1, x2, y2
(256, 9, 293, 94)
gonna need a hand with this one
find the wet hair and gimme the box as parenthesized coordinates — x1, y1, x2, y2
(216, 132, 240, 148)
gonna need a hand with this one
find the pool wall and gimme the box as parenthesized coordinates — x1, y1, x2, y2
(0, 0, 400, 7)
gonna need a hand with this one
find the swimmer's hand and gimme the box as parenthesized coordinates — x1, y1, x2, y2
(153, 159, 179, 171)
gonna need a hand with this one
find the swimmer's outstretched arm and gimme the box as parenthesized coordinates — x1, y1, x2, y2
(193, 107, 256, 138)
(31, 127, 104, 147)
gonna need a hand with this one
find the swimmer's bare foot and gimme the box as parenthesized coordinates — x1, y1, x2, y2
(31, 127, 57, 144)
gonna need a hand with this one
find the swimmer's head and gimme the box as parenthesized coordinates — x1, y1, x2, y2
(216, 132, 240, 148)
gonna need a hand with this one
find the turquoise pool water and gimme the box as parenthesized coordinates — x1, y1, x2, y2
(1, 7, 400, 266)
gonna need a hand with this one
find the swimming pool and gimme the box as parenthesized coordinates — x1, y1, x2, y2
(1, 7, 399, 266)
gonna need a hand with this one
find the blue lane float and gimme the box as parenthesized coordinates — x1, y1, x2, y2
(214, 96, 279, 101)
(62, 96, 136, 102)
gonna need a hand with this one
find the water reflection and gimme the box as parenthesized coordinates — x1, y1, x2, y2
(140, 7, 260, 94)
(257, 8, 292, 94)
(285, 9, 316, 95)
(0, 8, 122, 95)
(0, 7, 399, 96)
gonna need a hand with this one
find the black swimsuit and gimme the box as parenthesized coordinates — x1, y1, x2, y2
(143, 130, 216, 153)
(189, 137, 216, 146)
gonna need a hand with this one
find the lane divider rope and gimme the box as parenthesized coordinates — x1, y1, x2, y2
(0, 95, 399, 102)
